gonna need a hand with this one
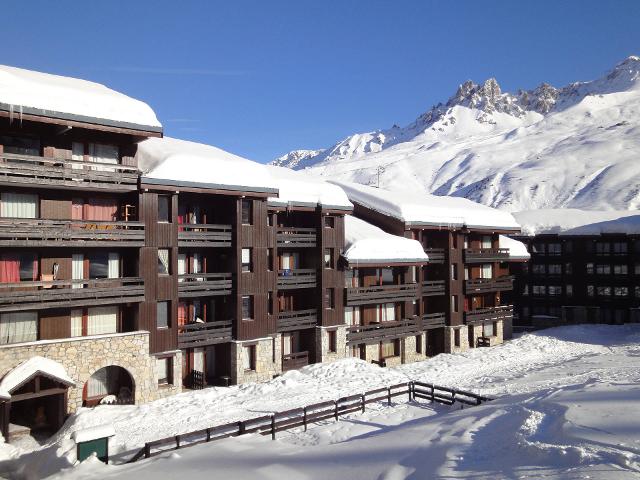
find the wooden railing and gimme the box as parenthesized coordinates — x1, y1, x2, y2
(282, 351, 309, 371)
(0, 218, 144, 246)
(177, 273, 233, 297)
(0, 277, 145, 313)
(346, 283, 418, 306)
(177, 224, 232, 247)
(276, 227, 317, 248)
(130, 380, 492, 462)
(422, 279, 446, 296)
(464, 305, 514, 325)
(0, 152, 139, 190)
(464, 248, 510, 263)
(277, 269, 317, 290)
(424, 247, 445, 263)
(464, 275, 514, 294)
(177, 320, 233, 349)
(422, 312, 446, 329)
(346, 318, 422, 346)
(277, 309, 317, 332)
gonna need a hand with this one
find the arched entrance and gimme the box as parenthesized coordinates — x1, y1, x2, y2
(83, 366, 134, 407)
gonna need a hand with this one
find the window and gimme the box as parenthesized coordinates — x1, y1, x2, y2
(533, 285, 546, 296)
(565, 263, 573, 275)
(586, 262, 594, 274)
(328, 330, 337, 353)
(481, 235, 492, 249)
(88, 252, 108, 279)
(410, 266, 417, 284)
(596, 242, 611, 255)
(87, 306, 118, 335)
(0, 252, 38, 282)
(415, 335, 423, 354)
(548, 285, 562, 296)
(451, 264, 458, 280)
(0, 135, 40, 156)
(635, 264, 640, 275)
(613, 264, 628, 275)
(241, 199, 252, 225)
(243, 345, 256, 371)
(548, 264, 562, 275)
(0, 311, 37, 344)
(613, 242, 628, 255)
(614, 287, 629, 297)
(267, 249, 273, 271)
(596, 264, 611, 275)
(0, 192, 38, 218)
(532, 264, 546, 275)
(157, 302, 169, 329)
(267, 213, 274, 227)
(324, 248, 334, 269)
(597, 286, 612, 297)
(344, 306, 361, 326)
(325, 288, 335, 309)
(533, 243, 546, 254)
(381, 268, 394, 285)
(156, 357, 173, 385)
(635, 286, 640, 298)
(267, 292, 273, 315)
(324, 216, 335, 228)
(451, 295, 458, 313)
(482, 322, 495, 337)
(587, 285, 595, 297)
(454, 328, 460, 347)
(412, 300, 419, 316)
(242, 248, 252, 272)
(381, 340, 399, 358)
(242, 296, 254, 320)
(480, 264, 492, 279)
(548, 243, 561, 256)
(566, 284, 573, 297)
(157, 195, 170, 223)
(564, 241, 573, 254)
(158, 249, 170, 275)
(522, 284, 529, 296)
(381, 303, 396, 322)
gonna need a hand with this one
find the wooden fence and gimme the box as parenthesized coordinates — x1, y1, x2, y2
(127, 380, 492, 463)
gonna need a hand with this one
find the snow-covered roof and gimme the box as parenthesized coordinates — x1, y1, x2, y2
(0, 356, 75, 400)
(72, 425, 116, 443)
(344, 216, 428, 265)
(137, 137, 279, 194)
(266, 166, 353, 210)
(499, 235, 530, 261)
(0, 65, 161, 132)
(331, 181, 520, 231)
(514, 209, 640, 236)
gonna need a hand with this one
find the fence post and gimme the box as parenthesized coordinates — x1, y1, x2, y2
(361, 393, 365, 413)
(303, 407, 308, 431)
(239, 421, 245, 435)
(334, 401, 339, 421)
(144, 443, 151, 459)
(430, 384, 434, 403)
(408, 382, 413, 402)
(476, 397, 481, 406)
(271, 415, 276, 440)
(387, 387, 392, 406)
(175, 435, 181, 450)
(206, 428, 211, 442)
(452, 391, 456, 405)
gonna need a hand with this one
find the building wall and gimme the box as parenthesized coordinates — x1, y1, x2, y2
(230, 336, 281, 384)
(315, 325, 347, 363)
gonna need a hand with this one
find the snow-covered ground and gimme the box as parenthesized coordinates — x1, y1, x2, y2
(2, 324, 640, 479)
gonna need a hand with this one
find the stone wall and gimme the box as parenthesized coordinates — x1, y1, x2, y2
(402, 334, 427, 364)
(231, 336, 281, 384)
(0, 332, 181, 412)
(444, 325, 470, 353)
(315, 326, 347, 363)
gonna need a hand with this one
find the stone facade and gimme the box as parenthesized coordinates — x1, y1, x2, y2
(230, 336, 282, 384)
(0, 332, 182, 412)
(401, 334, 427, 364)
(444, 321, 504, 353)
(444, 325, 470, 353)
(315, 325, 347, 363)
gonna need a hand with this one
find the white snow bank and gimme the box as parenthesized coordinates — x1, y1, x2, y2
(137, 137, 280, 194)
(344, 216, 427, 264)
(0, 65, 160, 129)
(499, 235, 530, 260)
(0, 356, 75, 399)
(71, 425, 116, 444)
(515, 209, 640, 236)
(332, 180, 520, 230)
(266, 165, 352, 209)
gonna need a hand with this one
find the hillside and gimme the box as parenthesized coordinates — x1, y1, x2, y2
(272, 56, 640, 212)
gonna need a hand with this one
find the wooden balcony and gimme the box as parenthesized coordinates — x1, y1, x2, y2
(464, 248, 510, 264)
(424, 247, 445, 263)
(177, 224, 232, 247)
(277, 269, 317, 290)
(422, 280, 446, 296)
(277, 309, 317, 332)
(177, 273, 232, 297)
(0, 277, 144, 313)
(345, 283, 418, 306)
(465, 276, 514, 294)
(177, 320, 233, 349)
(422, 312, 446, 329)
(464, 305, 514, 325)
(282, 351, 309, 372)
(346, 318, 422, 346)
(0, 152, 139, 191)
(276, 227, 317, 248)
(0, 219, 144, 247)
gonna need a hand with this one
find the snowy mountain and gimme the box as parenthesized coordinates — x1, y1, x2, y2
(272, 56, 640, 212)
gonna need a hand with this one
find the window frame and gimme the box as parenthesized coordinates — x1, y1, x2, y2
(156, 301, 170, 329)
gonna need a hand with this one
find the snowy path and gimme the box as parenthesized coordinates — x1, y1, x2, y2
(3, 324, 640, 479)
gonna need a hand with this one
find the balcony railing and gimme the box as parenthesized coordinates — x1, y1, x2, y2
(346, 318, 422, 346)
(177, 224, 232, 247)
(464, 275, 514, 294)
(464, 248, 510, 263)
(422, 280, 446, 296)
(276, 227, 317, 248)
(277, 269, 317, 290)
(177, 320, 233, 349)
(0, 218, 144, 247)
(277, 309, 318, 332)
(464, 305, 514, 325)
(345, 283, 418, 306)
(424, 247, 445, 263)
(0, 152, 139, 190)
(282, 351, 310, 372)
(422, 312, 446, 329)
(0, 277, 144, 313)
(177, 273, 233, 297)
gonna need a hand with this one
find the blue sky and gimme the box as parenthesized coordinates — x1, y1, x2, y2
(2, 1, 640, 162)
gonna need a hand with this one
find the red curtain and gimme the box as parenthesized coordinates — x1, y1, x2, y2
(84, 198, 118, 221)
(0, 255, 20, 283)
(71, 198, 84, 220)
(178, 302, 187, 326)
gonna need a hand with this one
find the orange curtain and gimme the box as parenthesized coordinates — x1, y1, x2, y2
(0, 255, 20, 283)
